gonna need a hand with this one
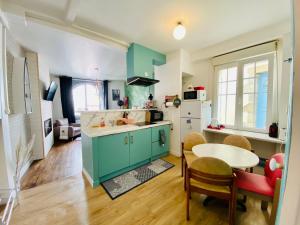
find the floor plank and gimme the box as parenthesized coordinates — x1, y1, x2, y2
(21, 140, 82, 190)
(13, 141, 270, 225)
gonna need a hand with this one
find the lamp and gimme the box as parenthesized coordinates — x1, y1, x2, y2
(173, 22, 186, 40)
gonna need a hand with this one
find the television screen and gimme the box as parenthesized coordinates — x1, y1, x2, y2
(44, 81, 58, 101)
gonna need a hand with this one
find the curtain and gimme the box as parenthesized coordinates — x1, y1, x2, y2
(103, 80, 109, 110)
(60, 76, 76, 123)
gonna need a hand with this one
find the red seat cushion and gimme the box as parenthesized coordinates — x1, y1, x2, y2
(236, 170, 274, 197)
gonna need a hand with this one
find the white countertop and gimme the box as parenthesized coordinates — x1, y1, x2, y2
(204, 128, 285, 144)
(80, 108, 157, 114)
(82, 121, 171, 137)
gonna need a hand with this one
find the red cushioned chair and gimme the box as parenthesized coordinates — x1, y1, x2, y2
(236, 153, 284, 225)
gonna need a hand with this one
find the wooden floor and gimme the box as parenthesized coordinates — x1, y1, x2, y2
(21, 140, 82, 190)
(12, 141, 271, 225)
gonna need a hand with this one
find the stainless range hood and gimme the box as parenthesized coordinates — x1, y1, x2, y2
(127, 76, 159, 87)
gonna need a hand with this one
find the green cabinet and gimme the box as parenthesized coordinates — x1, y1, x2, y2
(82, 124, 170, 187)
(126, 43, 166, 108)
(151, 125, 170, 158)
(97, 132, 130, 177)
(129, 129, 152, 165)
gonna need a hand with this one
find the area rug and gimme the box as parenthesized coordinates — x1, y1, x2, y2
(101, 159, 174, 199)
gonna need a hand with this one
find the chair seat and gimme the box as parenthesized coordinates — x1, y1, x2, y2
(236, 170, 274, 197)
(183, 151, 198, 167)
(191, 178, 230, 194)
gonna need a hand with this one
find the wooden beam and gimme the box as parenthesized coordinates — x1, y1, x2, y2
(65, 0, 80, 24)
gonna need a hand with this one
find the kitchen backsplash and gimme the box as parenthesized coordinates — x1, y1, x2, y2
(80, 110, 146, 128)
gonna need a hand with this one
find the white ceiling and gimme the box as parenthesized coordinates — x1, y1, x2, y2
(6, 13, 127, 80)
(5, 0, 290, 53)
(3, 0, 291, 79)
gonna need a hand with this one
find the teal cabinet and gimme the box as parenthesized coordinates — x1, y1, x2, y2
(151, 125, 170, 158)
(126, 43, 166, 108)
(97, 132, 130, 177)
(82, 124, 170, 187)
(129, 128, 151, 165)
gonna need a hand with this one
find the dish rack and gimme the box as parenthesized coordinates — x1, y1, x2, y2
(0, 189, 16, 225)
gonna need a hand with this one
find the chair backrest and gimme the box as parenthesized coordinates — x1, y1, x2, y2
(264, 153, 284, 187)
(183, 132, 207, 151)
(223, 135, 252, 151)
(189, 157, 234, 187)
(56, 118, 69, 126)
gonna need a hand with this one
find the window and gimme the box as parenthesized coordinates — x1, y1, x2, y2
(72, 83, 100, 117)
(217, 66, 238, 126)
(215, 54, 274, 132)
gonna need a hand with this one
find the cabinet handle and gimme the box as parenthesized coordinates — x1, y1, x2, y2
(130, 136, 133, 144)
(124, 136, 128, 144)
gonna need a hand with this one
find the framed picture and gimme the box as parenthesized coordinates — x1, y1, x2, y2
(112, 89, 120, 101)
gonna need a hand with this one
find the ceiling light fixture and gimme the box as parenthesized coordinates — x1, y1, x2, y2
(173, 22, 186, 40)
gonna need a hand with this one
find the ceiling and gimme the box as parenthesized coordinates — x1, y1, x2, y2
(6, 13, 127, 80)
(3, 0, 291, 79)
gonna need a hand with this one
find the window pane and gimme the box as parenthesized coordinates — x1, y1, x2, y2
(256, 92, 268, 129)
(86, 84, 100, 110)
(73, 85, 86, 114)
(243, 63, 255, 78)
(226, 95, 236, 125)
(219, 69, 227, 82)
(243, 94, 255, 128)
(243, 78, 255, 93)
(218, 95, 226, 124)
(256, 72, 268, 93)
(256, 60, 268, 74)
(227, 81, 236, 94)
(218, 82, 227, 95)
(228, 67, 237, 81)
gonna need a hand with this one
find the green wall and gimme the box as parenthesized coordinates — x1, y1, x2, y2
(126, 43, 166, 108)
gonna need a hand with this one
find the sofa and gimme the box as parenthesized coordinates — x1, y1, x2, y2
(54, 118, 81, 140)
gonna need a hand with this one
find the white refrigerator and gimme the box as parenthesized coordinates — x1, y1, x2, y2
(180, 100, 212, 141)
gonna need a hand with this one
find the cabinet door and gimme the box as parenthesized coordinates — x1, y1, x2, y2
(151, 125, 170, 142)
(151, 125, 170, 157)
(97, 132, 130, 177)
(129, 128, 151, 165)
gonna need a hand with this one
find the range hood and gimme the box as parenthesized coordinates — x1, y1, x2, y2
(127, 76, 159, 87)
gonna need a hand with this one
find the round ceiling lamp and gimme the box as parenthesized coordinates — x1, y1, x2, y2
(173, 22, 186, 40)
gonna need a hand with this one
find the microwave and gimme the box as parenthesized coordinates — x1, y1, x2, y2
(145, 110, 164, 123)
(183, 90, 206, 101)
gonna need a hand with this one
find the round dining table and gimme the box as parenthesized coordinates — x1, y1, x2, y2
(192, 143, 259, 211)
(192, 143, 259, 169)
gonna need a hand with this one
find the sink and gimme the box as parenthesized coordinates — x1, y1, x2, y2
(134, 122, 156, 127)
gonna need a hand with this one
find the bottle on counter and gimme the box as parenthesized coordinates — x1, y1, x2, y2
(100, 117, 105, 127)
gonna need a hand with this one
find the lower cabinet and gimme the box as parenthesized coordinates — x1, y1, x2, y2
(129, 129, 151, 165)
(88, 124, 171, 186)
(97, 132, 130, 177)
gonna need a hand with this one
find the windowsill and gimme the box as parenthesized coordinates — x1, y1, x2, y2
(203, 128, 285, 144)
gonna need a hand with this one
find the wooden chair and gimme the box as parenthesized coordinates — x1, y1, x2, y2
(181, 132, 207, 189)
(236, 153, 284, 225)
(223, 135, 254, 173)
(186, 157, 237, 225)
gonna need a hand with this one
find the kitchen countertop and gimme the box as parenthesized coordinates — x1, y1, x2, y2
(80, 108, 157, 114)
(82, 121, 172, 138)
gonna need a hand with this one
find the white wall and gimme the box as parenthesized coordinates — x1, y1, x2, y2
(278, 2, 300, 224)
(38, 54, 53, 156)
(6, 31, 32, 178)
(155, 50, 182, 157)
(108, 80, 125, 109)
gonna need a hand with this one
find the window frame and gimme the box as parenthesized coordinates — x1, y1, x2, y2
(72, 82, 101, 118)
(214, 53, 274, 133)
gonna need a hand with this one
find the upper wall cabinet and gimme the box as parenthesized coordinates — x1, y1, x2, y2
(11, 57, 32, 114)
(127, 43, 166, 79)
